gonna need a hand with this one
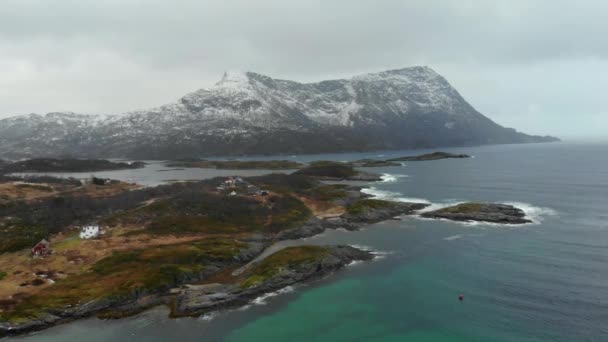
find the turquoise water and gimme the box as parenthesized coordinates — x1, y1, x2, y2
(8, 142, 608, 341)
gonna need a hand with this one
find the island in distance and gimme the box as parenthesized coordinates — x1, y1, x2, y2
(0, 66, 557, 160)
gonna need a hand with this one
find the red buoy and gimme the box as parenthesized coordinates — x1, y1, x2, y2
(458, 294, 464, 301)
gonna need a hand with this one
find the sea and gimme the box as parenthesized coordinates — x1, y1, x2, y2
(6, 141, 608, 342)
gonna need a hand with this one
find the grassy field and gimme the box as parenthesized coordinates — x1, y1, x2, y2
(0, 237, 247, 323)
(0, 174, 363, 325)
(104, 190, 311, 236)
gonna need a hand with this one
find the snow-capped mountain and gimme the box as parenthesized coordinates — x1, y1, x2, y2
(0, 66, 558, 159)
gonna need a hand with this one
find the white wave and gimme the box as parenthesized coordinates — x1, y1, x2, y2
(362, 186, 557, 228)
(444, 234, 463, 241)
(380, 173, 409, 183)
(349, 244, 374, 251)
(198, 312, 218, 322)
(251, 286, 295, 305)
(348, 260, 364, 266)
(504, 201, 558, 224)
(349, 244, 392, 260)
(371, 250, 392, 260)
(361, 187, 430, 204)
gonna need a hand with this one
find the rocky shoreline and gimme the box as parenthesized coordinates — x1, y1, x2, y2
(0, 196, 533, 337)
(0, 197, 426, 338)
(173, 245, 373, 317)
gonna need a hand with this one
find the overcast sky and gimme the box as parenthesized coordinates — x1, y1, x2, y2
(1, 0, 606, 139)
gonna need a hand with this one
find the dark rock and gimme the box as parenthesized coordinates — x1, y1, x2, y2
(388, 151, 470, 162)
(421, 202, 532, 224)
(343, 202, 429, 223)
(351, 159, 402, 167)
(173, 245, 373, 316)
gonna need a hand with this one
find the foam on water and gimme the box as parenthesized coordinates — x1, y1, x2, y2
(199, 312, 218, 322)
(362, 186, 557, 227)
(443, 234, 463, 241)
(380, 173, 409, 183)
(348, 260, 364, 266)
(361, 186, 431, 204)
(251, 286, 295, 305)
(504, 201, 558, 224)
(349, 245, 392, 260)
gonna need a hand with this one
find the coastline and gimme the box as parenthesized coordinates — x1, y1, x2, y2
(0, 186, 429, 338)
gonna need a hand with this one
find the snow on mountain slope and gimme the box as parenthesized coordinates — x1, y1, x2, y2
(0, 66, 558, 159)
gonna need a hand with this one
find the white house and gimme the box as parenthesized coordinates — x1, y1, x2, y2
(80, 225, 101, 239)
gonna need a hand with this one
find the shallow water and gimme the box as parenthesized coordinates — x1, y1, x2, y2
(8, 142, 608, 341)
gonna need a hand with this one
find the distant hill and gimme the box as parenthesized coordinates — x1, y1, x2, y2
(0, 66, 558, 159)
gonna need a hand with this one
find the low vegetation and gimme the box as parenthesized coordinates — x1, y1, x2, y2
(106, 190, 311, 236)
(347, 199, 397, 215)
(247, 173, 318, 194)
(0, 271, 6, 281)
(0, 238, 247, 323)
(0, 171, 376, 328)
(294, 161, 357, 179)
(302, 184, 349, 202)
(241, 246, 329, 288)
(0, 223, 48, 254)
(432, 202, 482, 214)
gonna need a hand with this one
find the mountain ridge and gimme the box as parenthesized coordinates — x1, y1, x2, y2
(0, 66, 558, 159)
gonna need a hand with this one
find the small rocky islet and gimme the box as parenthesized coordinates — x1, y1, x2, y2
(421, 202, 532, 224)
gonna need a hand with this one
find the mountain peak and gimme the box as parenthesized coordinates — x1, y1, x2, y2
(216, 70, 251, 88)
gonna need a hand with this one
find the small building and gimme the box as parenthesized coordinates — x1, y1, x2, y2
(246, 185, 261, 195)
(224, 177, 236, 188)
(31, 239, 52, 256)
(80, 225, 101, 239)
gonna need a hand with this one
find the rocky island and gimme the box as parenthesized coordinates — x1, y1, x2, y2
(421, 202, 532, 224)
(387, 152, 471, 162)
(349, 152, 470, 168)
(165, 159, 304, 170)
(293, 161, 383, 181)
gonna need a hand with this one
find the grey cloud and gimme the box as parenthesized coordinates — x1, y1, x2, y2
(0, 0, 607, 138)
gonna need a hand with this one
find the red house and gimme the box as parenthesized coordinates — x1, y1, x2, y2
(31, 239, 52, 256)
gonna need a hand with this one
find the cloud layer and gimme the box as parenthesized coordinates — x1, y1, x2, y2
(1, 0, 606, 138)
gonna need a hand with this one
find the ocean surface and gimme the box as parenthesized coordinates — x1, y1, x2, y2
(7, 142, 608, 341)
